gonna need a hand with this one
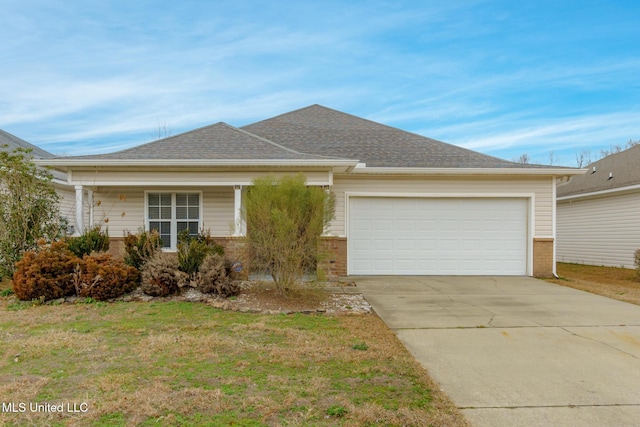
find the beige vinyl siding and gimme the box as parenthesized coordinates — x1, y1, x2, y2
(92, 188, 145, 236)
(557, 191, 640, 268)
(55, 185, 76, 226)
(329, 175, 553, 237)
(202, 187, 234, 235)
(89, 187, 235, 237)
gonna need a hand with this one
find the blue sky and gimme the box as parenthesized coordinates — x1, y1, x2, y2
(2, 0, 639, 166)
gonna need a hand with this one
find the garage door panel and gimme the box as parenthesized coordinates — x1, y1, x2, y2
(395, 239, 415, 250)
(374, 239, 393, 249)
(375, 219, 393, 230)
(374, 259, 393, 271)
(349, 197, 527, 275)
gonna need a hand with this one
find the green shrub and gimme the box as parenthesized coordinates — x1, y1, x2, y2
(12, 240, 79, 301)
(244, 174, 335, 295)
(67, 226, 110, 257)
(635, 249, 640, 282)
(0, 147, 64, 278)
(193, 253, 239, 297)
(141, 253, 185, 297)
(123, 229, 162, 270)
(177, 229, 224, 275)
(74, 253, 139, 301)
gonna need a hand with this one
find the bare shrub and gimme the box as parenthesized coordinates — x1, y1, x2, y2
(635, 249, 640, 282)
(194, 254, 239, 297)
(141, 253, 185, 297)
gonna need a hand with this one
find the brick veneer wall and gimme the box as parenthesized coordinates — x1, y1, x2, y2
(112, 235, 548, 278)
(318, 236, 347, 279)
(533, 238, 554, 277)
(107, 237, 126, 258)
(211, 237, 245, 262)
(107, 236, 246, 261)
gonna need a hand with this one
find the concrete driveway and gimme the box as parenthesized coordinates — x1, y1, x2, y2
(354, 276, 640, 427)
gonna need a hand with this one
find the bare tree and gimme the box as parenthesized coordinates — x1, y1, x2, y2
(575, 149, 592, 168)
(151, 121, 172, 140)
(599, 139, 640, 159)
(547, 150, 555, 166)
(514, 153, 530, 164)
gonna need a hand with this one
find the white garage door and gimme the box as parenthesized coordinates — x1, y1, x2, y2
(349, 197, 528, 275)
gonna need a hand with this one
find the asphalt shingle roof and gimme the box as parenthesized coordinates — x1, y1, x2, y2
(0, 129, 54, 159)
(62, 122, 344, 161)
(557, 144, 640, 197)
(242, 105, 547, 168)
(50, 105, 576, 170)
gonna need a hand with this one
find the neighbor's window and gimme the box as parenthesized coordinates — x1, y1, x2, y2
(147, 192, 201, 249)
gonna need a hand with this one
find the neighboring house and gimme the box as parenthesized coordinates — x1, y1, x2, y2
(0, 129, 76, 232)
(37, 105, 583, 277)
(557, 144, 640, 269)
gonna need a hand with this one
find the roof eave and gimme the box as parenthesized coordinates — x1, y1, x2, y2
(557, 182, 640, 201)
(348, 167, 588, 176)
(35, 158, 360, 169)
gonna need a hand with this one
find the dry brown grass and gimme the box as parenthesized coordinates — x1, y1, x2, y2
(548, 263, 640, 305)
(0, 298, 468, 426)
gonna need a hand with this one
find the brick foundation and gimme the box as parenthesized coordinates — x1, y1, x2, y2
(212, 237, 246, 263)
(533, 238, 554, 277)
(317, 236, 347, 279)
(111, 235, 552, 278)
(107, 237, 126, 259)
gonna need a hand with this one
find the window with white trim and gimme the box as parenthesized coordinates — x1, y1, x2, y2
(147, 192, 201, 249)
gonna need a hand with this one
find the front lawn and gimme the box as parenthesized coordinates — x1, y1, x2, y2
(0, 299, 467, 426)
(549, 263, 640, 305)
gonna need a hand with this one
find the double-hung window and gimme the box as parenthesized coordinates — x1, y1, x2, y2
(147, 192, 201, 249)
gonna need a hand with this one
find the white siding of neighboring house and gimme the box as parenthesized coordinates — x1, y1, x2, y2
(329, 175, 554, 238)
(557, 191, 640, 269)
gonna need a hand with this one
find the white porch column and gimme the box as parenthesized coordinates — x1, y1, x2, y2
(74, 185, 84, 236)
(233, 185, 245, 236)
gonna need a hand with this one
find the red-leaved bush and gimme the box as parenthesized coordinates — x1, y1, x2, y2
(74, 253, 139, 301)
(12, 240, 78, 301)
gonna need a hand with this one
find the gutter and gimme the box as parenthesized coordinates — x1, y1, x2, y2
(348, 167, 588, 176)
(35, 158, 360, 169)
(557, 183, 640, 201)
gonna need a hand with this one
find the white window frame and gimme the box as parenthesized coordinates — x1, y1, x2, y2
(145, 191, 203, 250)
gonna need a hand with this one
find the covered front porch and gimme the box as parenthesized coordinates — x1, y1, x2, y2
(64, 167, 346, 277)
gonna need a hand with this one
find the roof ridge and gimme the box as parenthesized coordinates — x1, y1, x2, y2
(241, 104, 324, 128)
(233, 123, 355, 161)
(109, 121, 231, 154)
(244, 105, 533, 167)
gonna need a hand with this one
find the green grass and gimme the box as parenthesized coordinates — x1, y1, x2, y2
(0, 300, 466, 426)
